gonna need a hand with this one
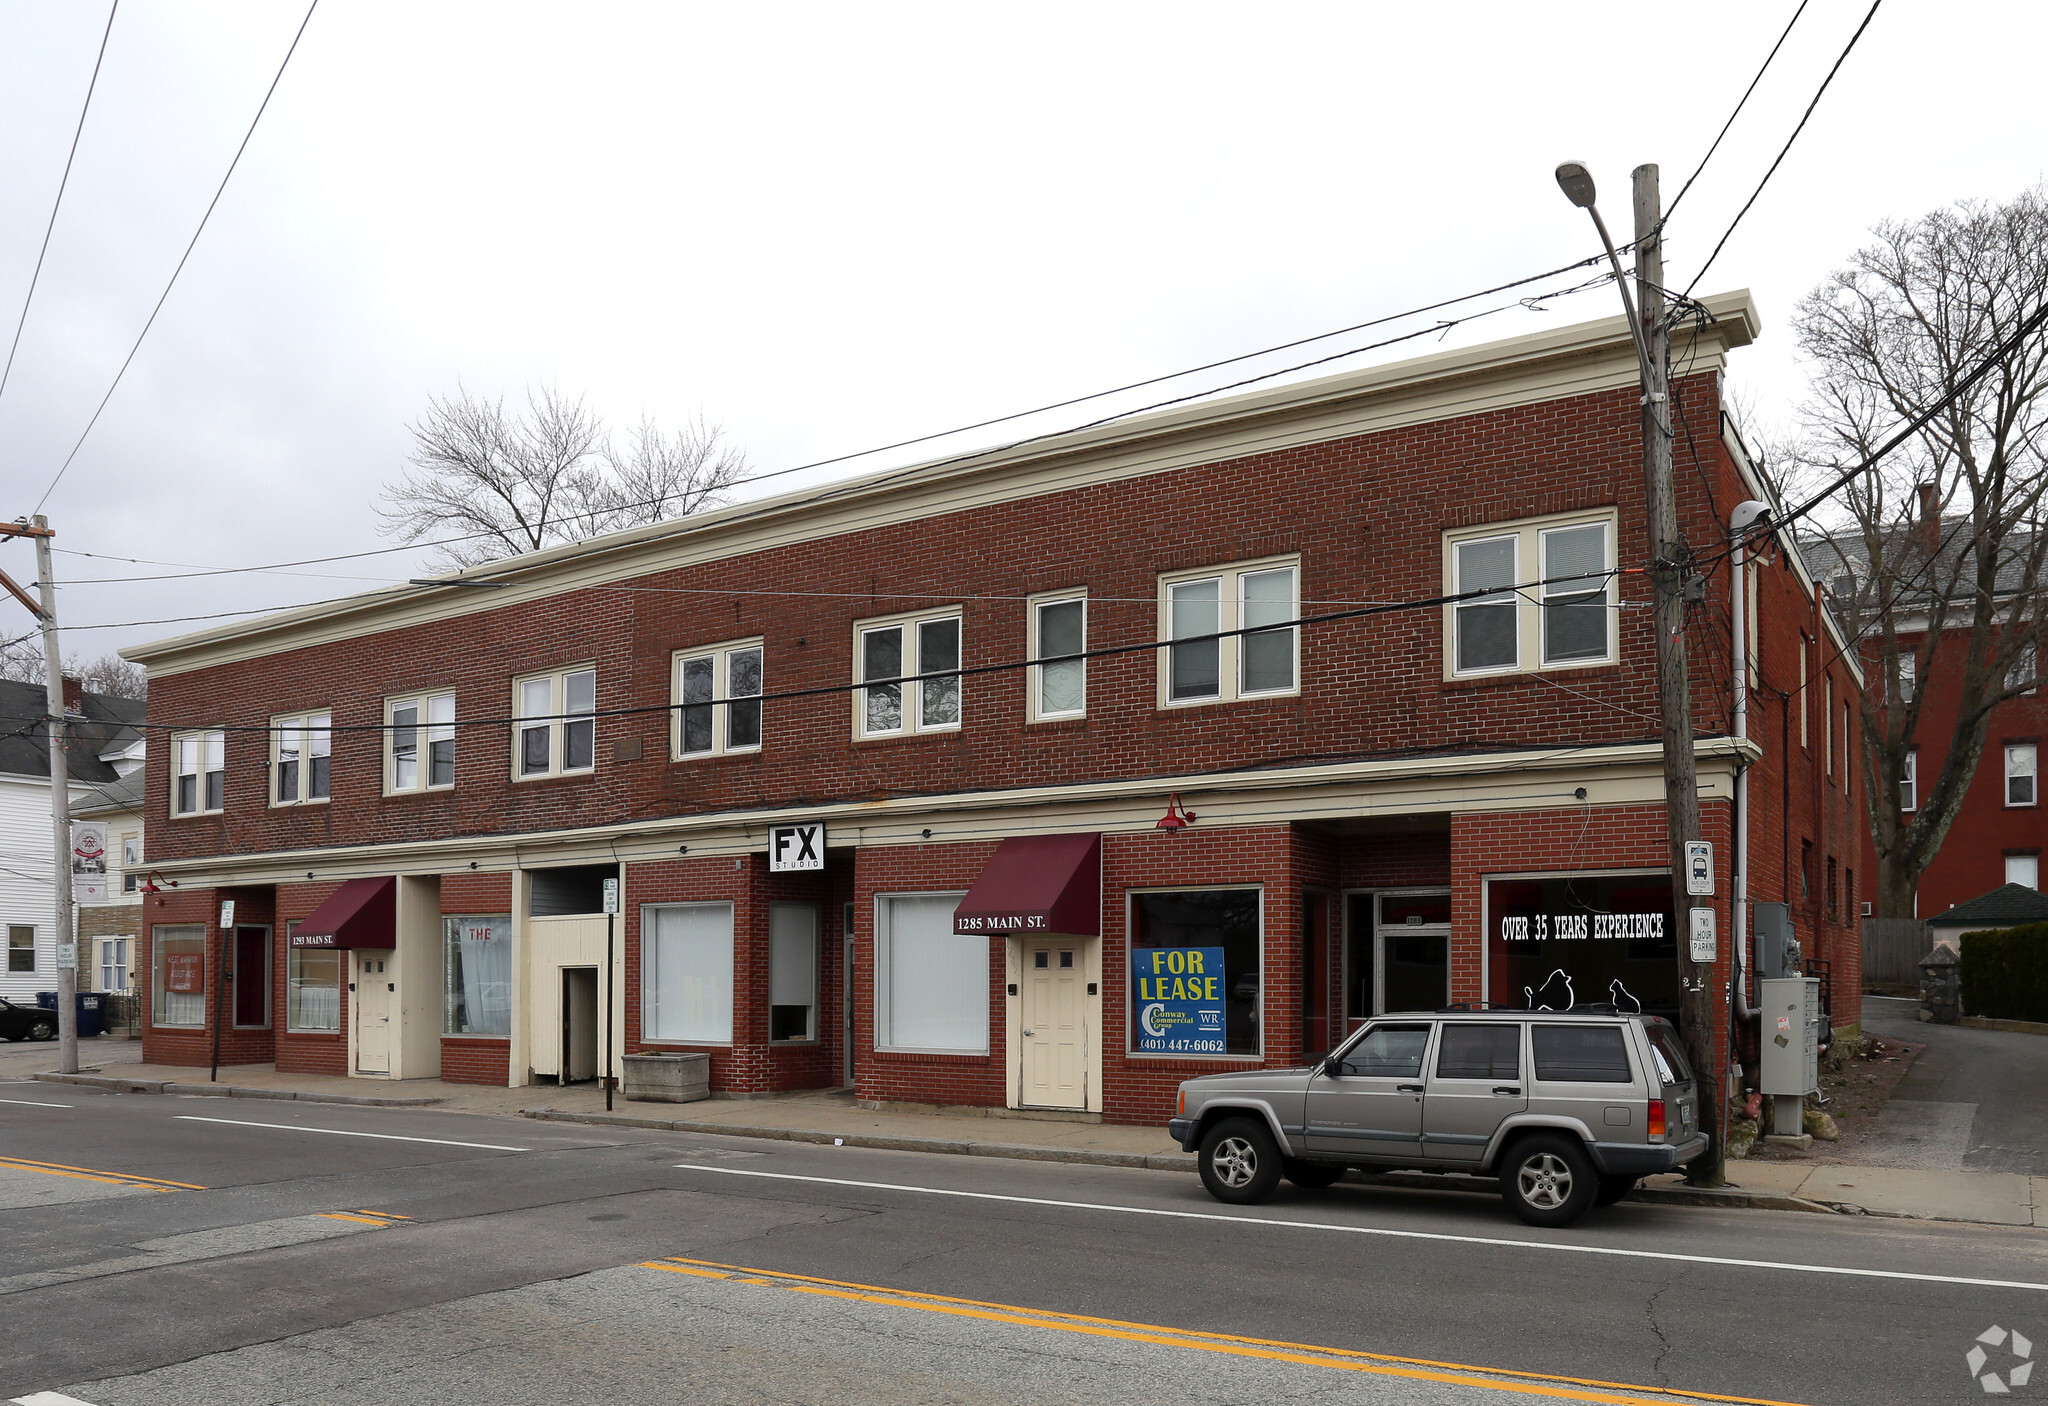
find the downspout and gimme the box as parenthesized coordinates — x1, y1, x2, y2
(1730, 501, 1771, 1038)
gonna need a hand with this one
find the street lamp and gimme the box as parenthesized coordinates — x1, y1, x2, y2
(1553, 161, 1657, 394)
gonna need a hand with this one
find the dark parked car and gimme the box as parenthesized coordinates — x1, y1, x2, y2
(0, 997, 58, 1042)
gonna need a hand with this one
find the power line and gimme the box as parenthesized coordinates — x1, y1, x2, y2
(1659, 0, 1810, 231)
(1683, 0, 1883, 298)
(32, 0, 318, 513)
(48, 258, 1618, 592)
(0, 1, 117, 410)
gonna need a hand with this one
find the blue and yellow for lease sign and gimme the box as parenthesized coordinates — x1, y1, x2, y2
(1132, 946, 1226, 1054)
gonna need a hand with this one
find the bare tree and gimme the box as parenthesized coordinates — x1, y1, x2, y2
(1790, 187, 2048, 916)
(0, 644, 147, 699)
(377, 387, 745, 571)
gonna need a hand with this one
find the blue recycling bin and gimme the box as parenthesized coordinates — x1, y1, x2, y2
(32, 991, 104, 1038)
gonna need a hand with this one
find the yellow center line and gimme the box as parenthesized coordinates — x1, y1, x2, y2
(320, 1213, 391, 1227)
(352, 1210, 411, 1220)
(0, 1153, 206, 1190)
(643, 1258, 1812, 1406)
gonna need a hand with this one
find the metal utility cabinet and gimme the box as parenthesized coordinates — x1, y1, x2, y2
(1758, 976, 1821, 1136)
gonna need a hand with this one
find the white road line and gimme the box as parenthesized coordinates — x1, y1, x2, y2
(175, 1116, 525, 1151)
(0, 1098, 72, 1108)
(13, 1392, 101, 1405)
(672, 1164, 2048, 1295)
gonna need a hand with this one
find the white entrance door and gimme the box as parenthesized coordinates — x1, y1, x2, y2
(355, 952, 392, 1075)
(1019, 941, 1086, 1109)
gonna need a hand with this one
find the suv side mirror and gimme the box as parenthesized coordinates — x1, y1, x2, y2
(1321, 1055, 1342, 1078)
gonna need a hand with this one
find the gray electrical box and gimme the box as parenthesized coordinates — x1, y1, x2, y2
(1753, 902, 1798, 979)
(1759, 976, 1821, 1097)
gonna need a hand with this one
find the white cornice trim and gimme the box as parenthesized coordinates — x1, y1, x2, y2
(127, 292, 1760, 678)
(144, 735, 1761, 887)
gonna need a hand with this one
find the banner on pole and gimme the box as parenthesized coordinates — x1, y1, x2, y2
(69, 820, 108, 904)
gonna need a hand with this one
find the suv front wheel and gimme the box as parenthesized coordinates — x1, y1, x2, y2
(1499, 1133, 1597, 1227)
(1198, 1117, 1283, 1205)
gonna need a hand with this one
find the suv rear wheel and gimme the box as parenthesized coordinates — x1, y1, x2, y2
(1499, 1133, 1597, 1227)
(1198, 1117, 1283, 1205)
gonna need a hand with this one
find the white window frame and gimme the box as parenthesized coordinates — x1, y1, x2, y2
(96, 936, 132, 994)
(640, 901, 735, 1045)
(672, 639, 765, 759)
(2007, 854, 2040, 890)
(1157, 555, 1301, 708)
(386, 691, 456, 794)
(1900, 749, 1918, 812)
(2007, 742, 2037, 808)
(285, 924, 342, 1034)
(769, 902, 819, 1043)
(1028, 590, 1088, 722)
(119, 831, 141, 894)
(873, 890, 984, 1055)
(171, 729, 225, 816)
(1897, 652, 1916, 702)
(152, 924, 206, 1028)
(271, 711, 332, 807)
(2011, 642, 2038, 697)
(854, 608, 963, 738)
(6, 924, 35, 975)
(512, 665, 597, 780)
(1443, 510, 1619, 679)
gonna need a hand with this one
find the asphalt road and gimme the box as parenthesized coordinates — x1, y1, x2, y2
(1865, 994, 2048, 1175)
(1, 1083, 2043, 1404)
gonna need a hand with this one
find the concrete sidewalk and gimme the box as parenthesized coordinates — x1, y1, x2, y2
(27, 1057, 2048, 1227)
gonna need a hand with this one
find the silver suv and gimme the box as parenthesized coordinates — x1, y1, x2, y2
(1166, 1009, 1706, 1227)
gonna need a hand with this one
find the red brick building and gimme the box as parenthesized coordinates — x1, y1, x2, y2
(124, 292, 1859, 1125)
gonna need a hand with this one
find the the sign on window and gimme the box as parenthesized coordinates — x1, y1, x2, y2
(165, 952, 204, 994)
(768, 822, 825, 872)
(1486, 873, 1676, 1019)
(1130, 946, 1226, 1054)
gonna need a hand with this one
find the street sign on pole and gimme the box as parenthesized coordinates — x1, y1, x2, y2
(70, 821, 108, 904)
(602, 877, 620, 914)
(1684, 841, 1714, 897)
(1689, 908, 1717, 963)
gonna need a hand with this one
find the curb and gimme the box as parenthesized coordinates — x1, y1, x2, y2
(520, 1107, 1859, 1213)
(520, 1108, 1197, 1171)
(31, 1072, 442, 1108)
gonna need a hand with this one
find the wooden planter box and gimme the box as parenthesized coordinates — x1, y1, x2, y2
(621, 1052, 711, 1104)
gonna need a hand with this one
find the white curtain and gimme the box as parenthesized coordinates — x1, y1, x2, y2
(880, 893, 983, 1052)
(644, 903, 733, 1042)
(445, 916, 512, 1035)
(288, 947, 340, 1032)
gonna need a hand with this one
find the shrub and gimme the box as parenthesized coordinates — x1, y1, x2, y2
(1959, 923, 2048, 1022)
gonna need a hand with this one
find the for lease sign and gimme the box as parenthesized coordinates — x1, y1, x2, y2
(1131, 946, 1225, 1054)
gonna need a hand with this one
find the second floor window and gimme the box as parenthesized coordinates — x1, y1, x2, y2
(173, 729, 224, 815)
(516, 667, 596, 779)
(674, 641, 763, 757)
(1030, 594, 1086, 720)
(2010, 642, 2038, 696)
(390, 692, 455, 791)
(120, 832, 141, 892)
(1901, 749, 1918, 811)
(1447, 514, 1616, 677)
(858, 611, 961, 737)
(2007, 742, 2037, 807)
(272, 712, 331, 806)
(1897, 653, 1916, 702)
(1161, 558, 1298, 705)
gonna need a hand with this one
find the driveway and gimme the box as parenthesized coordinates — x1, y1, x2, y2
(1859, 994, 2048, 1175)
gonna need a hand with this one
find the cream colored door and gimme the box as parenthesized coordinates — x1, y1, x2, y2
(1019, 942, 1086, 1109)
(355, 952, 392, 1074)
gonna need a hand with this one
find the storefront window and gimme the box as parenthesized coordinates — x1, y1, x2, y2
(1345, 891, 1451, 1020)
(1130, 888, 1260, 1056)
(153, 925, 205, 1027)
(444, 915, 512, 1036)
(285, 921, 341, 1033)
(642, 903, 733, 1044)
(1486, 873, 1676, 1020)
(875, 893, 982, 1053)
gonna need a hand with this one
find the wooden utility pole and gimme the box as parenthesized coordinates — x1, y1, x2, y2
(1632, 166, 1720, 1185)
(0, 517, 80, 1074)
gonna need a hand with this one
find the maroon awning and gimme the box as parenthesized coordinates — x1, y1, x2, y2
(291, 876, 396, 949)
(954, 834, 1100, 937)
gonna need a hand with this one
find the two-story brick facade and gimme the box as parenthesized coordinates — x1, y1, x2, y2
(122, 291, 1860, 1127)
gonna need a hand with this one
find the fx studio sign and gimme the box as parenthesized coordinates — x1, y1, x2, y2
(768, 822, 826, 872)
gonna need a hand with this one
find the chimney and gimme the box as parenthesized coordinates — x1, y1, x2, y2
(1916, 482, 1940, 551)
(61, 675, 82, 714)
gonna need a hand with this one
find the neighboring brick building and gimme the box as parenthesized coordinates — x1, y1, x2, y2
(123, 291, 1859, 1125)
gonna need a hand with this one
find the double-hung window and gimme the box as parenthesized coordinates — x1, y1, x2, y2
(674, 640, 763, 757)
(1900, 749, 1918, 812)
(120, 833, 141, 893)
(389, 692, 456, 792)
(1897, 653, 1916, 702)
(856, 610, 961, 737)
(97, 936, 130, 993)
(1445, 512, 1617, 677)
(514, 667, 596, 778)
(2010, 643, 2038, 696)
(7, 925, 34, 973)
(272, 712, 331, 806)
(172, 729, 224, 815)
(2007, 742, 2037, 807)
(1030, 593, 1087, 721)
(1160, 558, 1299, 706)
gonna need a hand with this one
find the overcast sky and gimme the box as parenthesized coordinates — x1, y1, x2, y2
(1, 0, 2043, 664)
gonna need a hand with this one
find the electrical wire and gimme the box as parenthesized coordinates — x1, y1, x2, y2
(1682, 0, 1883, 298)
(1658, 0, 1809, 232)
(0, 1, 117, 410)
(32, 0, 318, 513)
